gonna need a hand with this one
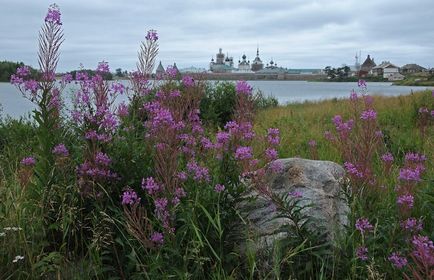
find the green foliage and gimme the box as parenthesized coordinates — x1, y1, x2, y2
(200, 81, 278, 128)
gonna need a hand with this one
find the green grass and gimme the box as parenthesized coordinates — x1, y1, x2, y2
(255, 91, 433, 161)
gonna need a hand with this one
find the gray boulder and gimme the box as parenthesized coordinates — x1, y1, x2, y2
(235, 158, 349, 251)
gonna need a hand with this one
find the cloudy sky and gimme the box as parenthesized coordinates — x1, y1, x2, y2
(1, 0, 433, 72)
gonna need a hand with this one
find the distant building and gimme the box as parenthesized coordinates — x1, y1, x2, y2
(156, 61, 165, 75)
(371, 61, 400, 79)
(210, 48, 236, 73)
(237, 54, 252, 72)
(257, 60, 288, 79)
(359, 54, 376, 77)
(371, 61, 399, 77)
(400, 64, 427, 74)
(251, 48, 264, 72)
(381, 63, 400, 79)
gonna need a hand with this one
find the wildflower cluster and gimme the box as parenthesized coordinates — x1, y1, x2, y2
(325, 80, 382, 186)
(72, 62, 122, 196)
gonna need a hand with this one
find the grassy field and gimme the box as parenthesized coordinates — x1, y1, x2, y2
(256, 91, 433, 162)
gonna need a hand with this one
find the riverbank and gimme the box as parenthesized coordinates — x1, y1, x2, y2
(392, 73, 434, 86)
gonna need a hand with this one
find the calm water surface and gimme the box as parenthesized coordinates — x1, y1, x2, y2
(0, 81, 431, 118)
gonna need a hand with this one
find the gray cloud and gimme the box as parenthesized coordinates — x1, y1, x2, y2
(1, 0, 433, 72)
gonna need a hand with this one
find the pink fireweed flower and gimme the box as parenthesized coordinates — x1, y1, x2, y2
(332, 115, 342, 126)
(165, 66, 178, 78)
(10, 74, 23, 86)
(96, 61, 110, 73)
(200, 137, 215, 150)
(355, 218, 373, 234)
(175, 187, 186, 198)
(186, 160, 210, 182)
(358, 79, 367, 88)
(95, 152, 111, 166)
(267, 128, 280, 145)
(24, 80, 38, 92)
(418, 107, 429, 114)
(42, 70, 56, 82)
(61, 73, 73, 84)
(269, 160, 284, 173)
(344, 162, 364, 178)
(216, 131, 230, 145)
(224, 121, 239, 134)
(182, 75, 194, 87)
(52, 143, 69, 157)
(111, 82, 125, 95)
(356, 246, 368, 261)
(150, 232, 164, 245)
(397, 193, 414, 209)
(235, 80, 253, 95)
(48, 87, 61, 111)
(75, 71, 88, 81)
(141, 177, 161, 195)
(308, 139, 317, 147)
(333, 116, 354, 132)
(381, 152, 394, 163)
(154, 198, 168, 212)
(177, 171, 188, 182)
(45, 4, 62, 25)
(235, 146, 253, 160)
(145, 29, 158, 41)
(398, 167, 421, 182)
(16, 66, 30, 77)
(265, 147, 278, 161)
(240, 122, 255, 140)
(411, 235, 434, 266)
(117, 102, 129, 117)
(400, 217, 423, 232)
(214, 184, 225, 193)
(360, 109, 377, 120)
(289, 190, 303, 198)
(121, 189, 140, 205)
(405, 152, 426, 164)
(20, 156, 36, 166)
(388, 252, 408, 269)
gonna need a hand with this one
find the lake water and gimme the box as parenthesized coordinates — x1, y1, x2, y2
(0, 81, 431, 119)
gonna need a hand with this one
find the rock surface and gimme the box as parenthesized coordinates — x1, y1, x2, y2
(236, 158, 349, 250)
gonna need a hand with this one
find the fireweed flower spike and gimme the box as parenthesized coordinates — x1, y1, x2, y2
(355, 218, 374, 234)
(20, 157, 36, 166)
(45, 4, 62, 25)
(356, 246, 368, 261)
(358, 79, 367, 89)
(52, 143, 69, 157)
(137, 29, 159, 76)
(388, 252, 407, 269)
(145, 29, 158, 42)
(235, 80, 253, 95)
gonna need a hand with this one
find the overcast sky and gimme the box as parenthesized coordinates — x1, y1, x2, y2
(1, 0, 433, 72)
